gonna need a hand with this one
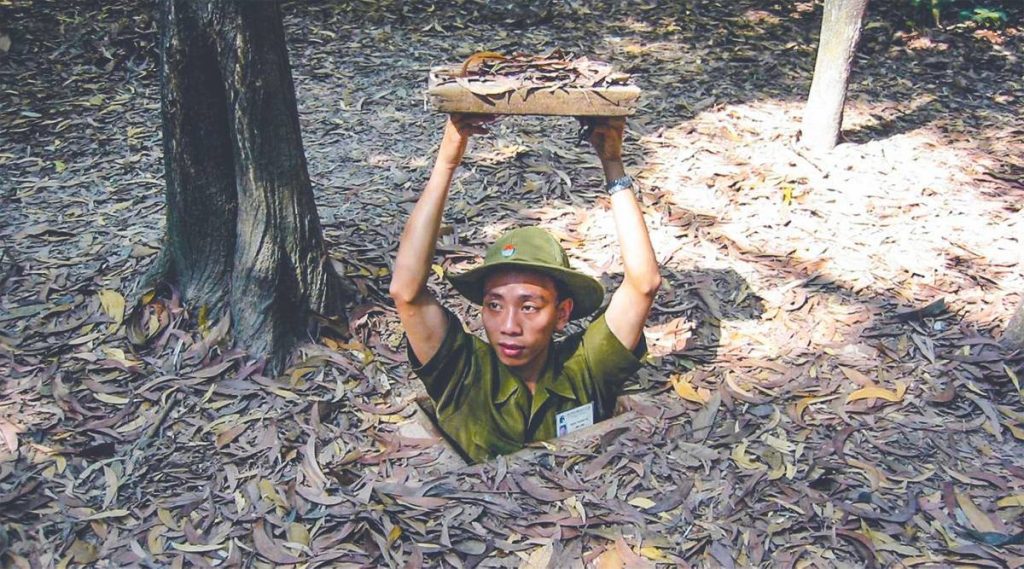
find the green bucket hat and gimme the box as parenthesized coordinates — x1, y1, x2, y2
(447, 227, 605, 320)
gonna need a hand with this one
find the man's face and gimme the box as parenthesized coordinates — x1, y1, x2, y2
(481, 270, 573, 376)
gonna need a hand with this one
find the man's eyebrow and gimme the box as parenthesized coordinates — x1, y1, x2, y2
(517, 293, 548, 302)
(482, 292, 548, 302)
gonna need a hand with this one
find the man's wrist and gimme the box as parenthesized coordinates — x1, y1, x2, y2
(601, 158, 625, 181)
(601, 158, 625, 182)
(436, 145, 466, 170)
(433, 157, 461, 176)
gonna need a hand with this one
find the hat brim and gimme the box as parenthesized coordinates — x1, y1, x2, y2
(447, 260, 605, 320)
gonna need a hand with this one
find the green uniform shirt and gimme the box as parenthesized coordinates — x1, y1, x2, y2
(409, 308, 647, 463)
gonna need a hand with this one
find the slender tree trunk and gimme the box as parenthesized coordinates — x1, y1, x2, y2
(800, 0, 869, 152)
(154, 0, 346, 371)
(1004, 301, 1024, 350)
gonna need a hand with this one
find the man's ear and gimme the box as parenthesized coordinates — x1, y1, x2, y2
(555, 298, 574, 331)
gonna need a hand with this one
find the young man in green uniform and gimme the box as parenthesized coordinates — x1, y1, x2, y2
(390, 114, 661, 463)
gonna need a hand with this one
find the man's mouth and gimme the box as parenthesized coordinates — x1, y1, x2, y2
(498, 343, 525, 358)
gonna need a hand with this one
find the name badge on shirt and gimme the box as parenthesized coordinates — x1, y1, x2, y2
(555, 403, 594, 437)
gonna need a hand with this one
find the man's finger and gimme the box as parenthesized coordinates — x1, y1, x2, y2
(577, 121, 596, 145)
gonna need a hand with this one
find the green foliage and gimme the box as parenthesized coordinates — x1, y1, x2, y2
(905, 0, 1012, 27)
(959, 7, 1008, 27)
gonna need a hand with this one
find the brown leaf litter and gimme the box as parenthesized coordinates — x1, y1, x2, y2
(1, 0, 1023, 566)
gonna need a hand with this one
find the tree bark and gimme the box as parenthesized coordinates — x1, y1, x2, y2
(800, 0, 869, 152)
(1004, 300, 1024, 350)
(154, 0, 346, 371)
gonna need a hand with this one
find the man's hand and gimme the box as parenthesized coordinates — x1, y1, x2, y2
(438, 113, 497, 169)
(582, 117, 625, 165)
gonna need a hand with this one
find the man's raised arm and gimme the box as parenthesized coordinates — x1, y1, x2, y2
(389, 115, 489, 365)
(587, 118, 662, 351)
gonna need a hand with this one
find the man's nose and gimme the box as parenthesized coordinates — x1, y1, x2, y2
(500, 309, 521, 335)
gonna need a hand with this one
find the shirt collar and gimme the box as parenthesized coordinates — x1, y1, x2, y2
(493, 346, 576, 406)
(495, 368, 521, 404)
(530, 361, 578, 420)
(543, 374, 576, 400)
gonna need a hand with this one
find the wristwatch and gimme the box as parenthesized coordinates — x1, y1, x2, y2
(606, 175, 633, 195)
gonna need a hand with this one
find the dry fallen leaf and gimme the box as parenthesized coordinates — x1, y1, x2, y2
(98, 289, 126, 325)
(670, 373, 709, 403)
(731, 440, 765, 471)
(846, 382, 907, 403)
(627, 496, 657, 510)
(957, 492, 999, 533)
(996, 495, 1024, 509)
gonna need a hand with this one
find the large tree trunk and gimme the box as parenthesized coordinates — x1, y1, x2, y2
(800, 0, 869, 152)
(1004, 300, 1024, 350)
(154, 0, 346, 371)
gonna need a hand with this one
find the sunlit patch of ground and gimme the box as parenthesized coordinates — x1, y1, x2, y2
(641, 99, 1022, 324)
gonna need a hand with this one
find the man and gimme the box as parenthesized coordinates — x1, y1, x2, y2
(389, 114, 660, 463)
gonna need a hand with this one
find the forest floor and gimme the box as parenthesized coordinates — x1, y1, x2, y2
(2, 0, 1024, 567)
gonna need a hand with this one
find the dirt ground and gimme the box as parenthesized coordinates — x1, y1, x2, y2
(2, 0, 1024, 567)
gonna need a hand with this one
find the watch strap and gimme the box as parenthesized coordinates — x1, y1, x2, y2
(605, 175, 633, 195)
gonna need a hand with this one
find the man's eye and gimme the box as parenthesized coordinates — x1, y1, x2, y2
(487, 302, 502, 310)
(522, 305, 537, 313)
